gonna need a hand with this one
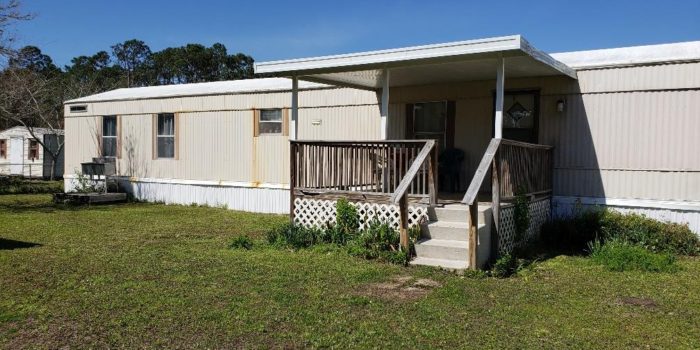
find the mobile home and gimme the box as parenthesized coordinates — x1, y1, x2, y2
(64, 35, 700, 269)
(0, 126, 64, 179)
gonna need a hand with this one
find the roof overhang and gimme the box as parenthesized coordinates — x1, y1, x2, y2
(255, 35, 577, 90)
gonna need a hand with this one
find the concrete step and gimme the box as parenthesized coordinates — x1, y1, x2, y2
(413, 238, 468, 261)
(421, 221, 488, 241)
(410, 257, 468, 270)
(429, 204, 491, 224)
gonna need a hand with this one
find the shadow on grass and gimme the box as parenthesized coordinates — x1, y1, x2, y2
(0, 201, 121, 214)
(0, 238, 41, 250)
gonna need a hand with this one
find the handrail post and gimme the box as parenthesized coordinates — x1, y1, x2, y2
(429, 143, 438, 206)
(427, 153, 436, 206)
(289, 142, 296, 224)
(491, 150, 501, 260)
(468, 203, 478, 269)
(399, 193, 409, 251)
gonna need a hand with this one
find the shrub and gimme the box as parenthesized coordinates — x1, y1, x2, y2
(599, 211, 699, 256)
(335, 198, 359, 239)
(491, 254, 524, 278)
(0, 176, 63, 195)
(589, 239, 678, 273)
(513, 191, 530, 242)
(541, 209, 699, 256)
(229, 235, 254, 250)
(265, 199, 413, 265)
(266, 222, 323, 249)
(347, 220, 407, 264)
(72, 172, 102, 193)
(541, 210, 603, 253)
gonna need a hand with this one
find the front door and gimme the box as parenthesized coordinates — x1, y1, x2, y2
(9, 137, 23, 175)
(499, 90, 539, 143)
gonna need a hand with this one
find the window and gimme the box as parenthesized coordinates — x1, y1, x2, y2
(70, 105, 87, 113)
(0, 139, 6, 159)
(156, 113, 176, 158)
(102, 116, 118, 157)
(259, 109, 282, 135)
(28, 139, 39, 161)
(413, 101, 447, 151)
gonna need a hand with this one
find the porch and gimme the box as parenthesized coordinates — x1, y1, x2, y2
(289, 138, 553, 269)
(256, 35, 574, 269)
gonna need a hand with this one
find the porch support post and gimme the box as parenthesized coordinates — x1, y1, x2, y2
(380, 68, 390, 140)
(291, 76, 299, 140)
(494, 56, 505, 139)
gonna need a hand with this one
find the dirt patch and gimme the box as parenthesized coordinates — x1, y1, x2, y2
(617, 297, 658, 308)
(357, 275, 441, 301)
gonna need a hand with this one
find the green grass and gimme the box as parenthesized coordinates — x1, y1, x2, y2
(1, 195, 700, 349)
(590, 240, 679, 273)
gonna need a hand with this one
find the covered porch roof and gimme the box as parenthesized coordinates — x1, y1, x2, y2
(254, 35, 577, 89)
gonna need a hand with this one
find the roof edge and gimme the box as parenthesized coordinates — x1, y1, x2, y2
(551, 40, 700, 69)
(254, 35, 523, 74)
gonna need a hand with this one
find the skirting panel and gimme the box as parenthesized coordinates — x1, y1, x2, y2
(498, 197, 551, 255)
(293, 197, 429, 230)
(553, 196, 700, 235)
(64, 177, 290, 214)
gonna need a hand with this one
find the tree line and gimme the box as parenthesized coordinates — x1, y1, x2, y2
(10, 39, 256, 92)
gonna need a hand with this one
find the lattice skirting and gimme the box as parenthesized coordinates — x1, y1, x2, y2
(498, 197, 551, 255)
(293, 197, 429, 230)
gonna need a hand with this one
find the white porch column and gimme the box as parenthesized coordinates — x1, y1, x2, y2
(291, 76, 299, 140)
(380, 68, 390, 140)
(494, 57, 505, 139)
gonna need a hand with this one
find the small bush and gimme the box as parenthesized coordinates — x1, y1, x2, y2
(513, 191, 530, 242)
(491, 254, 522, 278)
(229, 235, 254, 250)
(335, 198, 359, 240)
(266, 222, 324, 249)
(72, 172, 102, 193)
(589, 239, 678, 273)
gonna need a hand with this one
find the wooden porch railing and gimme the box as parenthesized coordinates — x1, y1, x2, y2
(290, 140, 438, 250)
(462, 138, 553, 268)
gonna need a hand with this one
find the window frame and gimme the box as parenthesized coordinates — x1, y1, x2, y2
(253, 108, 288, 137)
(28, 139, 39, 161)
(101, 115, 119, 158)
(0, 139, 6, 159)
(258, 108, 283, 136)
(154, 113, 177, 159)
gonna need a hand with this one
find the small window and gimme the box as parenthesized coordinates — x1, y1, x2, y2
(0, 139, 6, 159)
(28, 139, 39, 161)
(259, 109, 282, 135)
(156, 113, 175, 158)
(102, 116, 118, 157)
(70, 105, 87, 113)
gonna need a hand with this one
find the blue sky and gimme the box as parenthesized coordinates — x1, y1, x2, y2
(14, 0, 700, 67)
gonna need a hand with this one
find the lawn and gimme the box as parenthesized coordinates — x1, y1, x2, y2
(1, 195, 699, 349)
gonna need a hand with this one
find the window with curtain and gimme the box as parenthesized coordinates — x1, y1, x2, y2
(28, 140, 39, 160)
(259, 109, 282, 135)
(157, 113, 175, 158)
(102, 116, 118, 157)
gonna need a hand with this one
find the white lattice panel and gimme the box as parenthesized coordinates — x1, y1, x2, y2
(293, 198, 428, 230)
(498, 198, 551, 255)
